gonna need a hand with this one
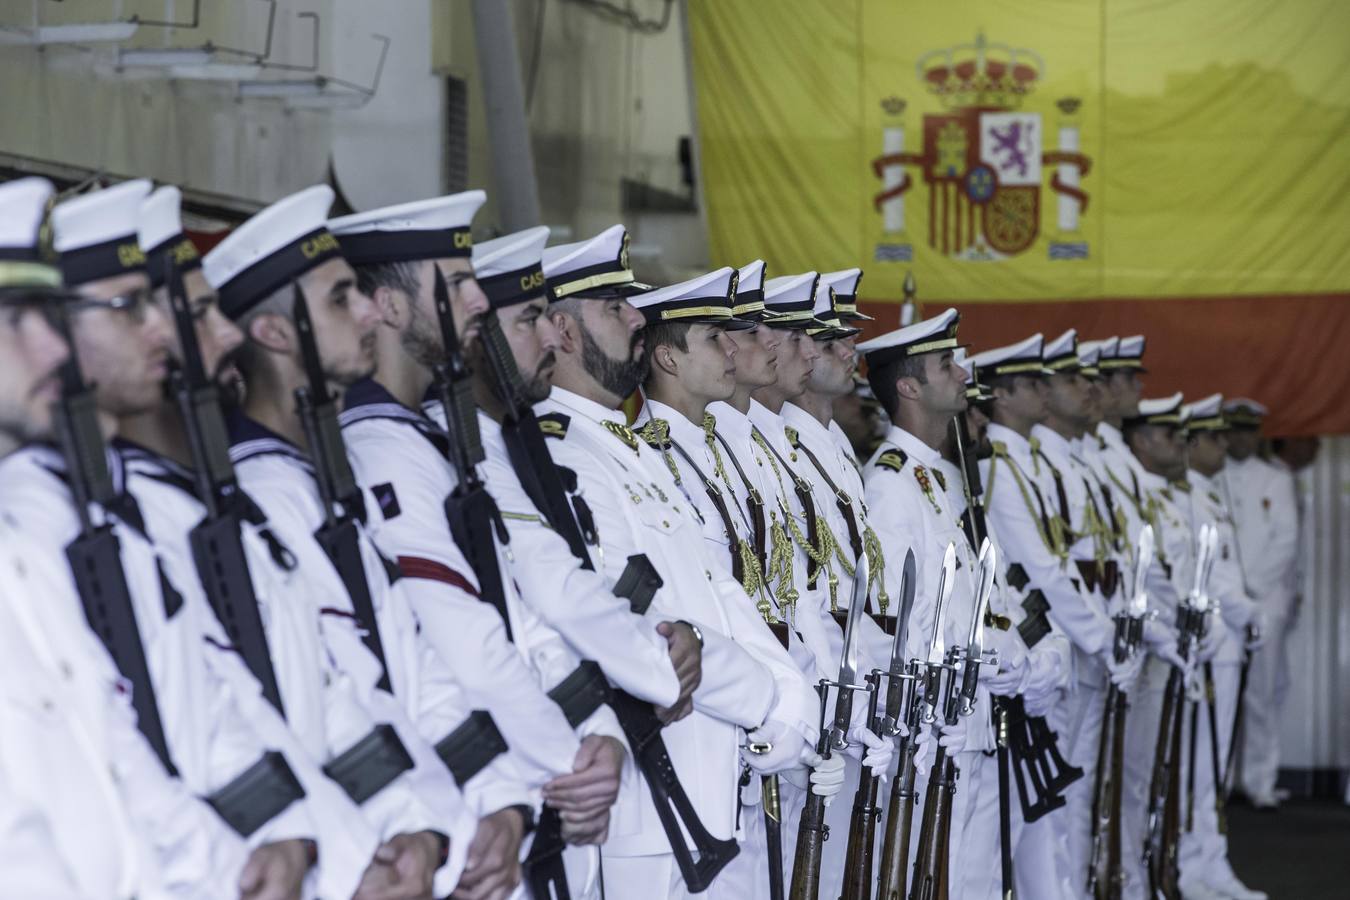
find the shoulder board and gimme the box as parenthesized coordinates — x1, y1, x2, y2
(536, 412, 570, 439)
(784, 425, 800, 448)
(877, 448, 908, 472)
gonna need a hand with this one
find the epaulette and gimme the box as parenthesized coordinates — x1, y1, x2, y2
(536, 412, 570, 440)
(876, 448, 908, 472)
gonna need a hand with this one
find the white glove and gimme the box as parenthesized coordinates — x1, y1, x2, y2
(1022, 648, 1066, 697)
(1023, 683, 1059, 718)
(1184, 663, 1204, 702)
(1105, 650, 1144, 692)
(1143, 619, 1185, 669)
(983, 661, 1026, 696)
(846, 725, 894, 778)
(1195, 621, 1223, 661)
(910, 725, 936, 773)
(744, 721, 810, 775)
(937, 715, 970, 753)
(806, 752, 846, 804)
(981, 627, 1026, 677)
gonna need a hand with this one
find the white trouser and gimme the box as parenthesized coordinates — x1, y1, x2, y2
(1241, 608, 1292, 799)
(602, 853, 691, 900)
(713, 771, 774, 900)
(1060, 681, 1108, 894)
(1178, 661, 1239, 888)
(1120, 657, 1169, 900)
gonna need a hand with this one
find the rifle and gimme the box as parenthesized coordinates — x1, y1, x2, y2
(165, 259, 284, 716)
(909, 541, 995, 900)
(789, 561, 872, 900)
(1221, 624, 1257, 804)
(291, 285, 391, 691)
(948, 412, 1016, 899)
(1144, 525, 1216, 900)
(1202, 660, 1226, 835)
(451, 272, 739, 892)
(843, 549, 916, 900)
(873, 551, 919, 900)
(52, 309, 177, 773)
(1087, 526, 1153, 899)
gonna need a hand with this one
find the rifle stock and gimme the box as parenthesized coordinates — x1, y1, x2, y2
(842, 670, 884, 900)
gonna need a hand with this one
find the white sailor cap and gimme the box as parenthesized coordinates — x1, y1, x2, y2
(806, 278, 861, 340)
(732, 259, 771, 321)
(1102, 334, 1147, 372)
(1077, 339, 1106, 377)
(138, 187, 203, 288)
(1128, 392, 1185, 428)
(1043, 328, 1081, 373)
(629, 267, 750, 329)
(204, 185, 340, 319)
(329, 190, 485, 267)
(969, 332, 1048, 379)
(1183, 393, 1225, 432)
(52, 179, 153, 287)
(858, 307, 961, 367)
(954, 347, 992, 402)
(817, 268, 873, 321)
(764, 272, 828, 330)
(472, 226, 550, 310)
(1222, 397, 1268, 429)
(0, 177, 65, 295)
(542, 224, 652, 301)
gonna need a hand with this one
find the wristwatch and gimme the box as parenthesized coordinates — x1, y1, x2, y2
(675, 619, 704, 647)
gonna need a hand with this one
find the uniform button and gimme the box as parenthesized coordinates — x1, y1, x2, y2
(60, 661, 73, 680)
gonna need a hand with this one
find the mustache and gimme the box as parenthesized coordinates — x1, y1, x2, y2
(536, 350, 557, 373)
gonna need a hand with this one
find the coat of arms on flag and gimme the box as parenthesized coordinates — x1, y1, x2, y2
(872, 32, 1092, 262)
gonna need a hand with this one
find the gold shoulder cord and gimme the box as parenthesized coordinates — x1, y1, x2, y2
(638, 419, 683, 486)
(751, 428, 847, 610)
(989, 441, 1069, 563)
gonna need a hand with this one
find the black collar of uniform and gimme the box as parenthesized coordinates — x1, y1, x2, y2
(144, 232, 203, 289)
(335, 227, 473, 266)
(217, 227, 344, 321)
(225, 409, 313, 469)
(341, 377, 451, 455)
(59, 234, 148, 287)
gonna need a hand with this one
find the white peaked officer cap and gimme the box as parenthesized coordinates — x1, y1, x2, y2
(138, 186, 203, 288)
(763, 271, 827, 330)
(1183, 393, 1225, 432)
(1130, 392, 1185, 427)
(1091, 335, 1121, 364)
(0, 177, 66, 295)
(968, 332, 1046, 379)
(1103, 334, 1147, 372)
(51, 179, 153, 287)
(204, 184, 339, 320)
(805, 277, 861, 340)
(1222, 397, 1268, 429)
(732, 259, 771, 320)
(817, 267, 873, 321)
(328, 190, 487, 267)
(629, 266, 751, 329)
(542, 223, 651, 301)
(1043, 328, 1081, 372)
(1077, 339, 1106, 377)
(471, 226, 551, 310)
(858, 306, 960, 368)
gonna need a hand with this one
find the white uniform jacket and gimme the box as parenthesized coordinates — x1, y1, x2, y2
(0, 513, 249, 900)
(862, 425, 993, 752)
(1187, 470, 1256, 665)
(536, 387, 813, 855)
(1218, 456, 1299, 615)
(339, 378, 582, 797)
(982, 424, 1113, 687)
(0, 445, 372, 899)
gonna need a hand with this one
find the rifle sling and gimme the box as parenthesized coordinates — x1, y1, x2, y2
(315, 518, 392, 692)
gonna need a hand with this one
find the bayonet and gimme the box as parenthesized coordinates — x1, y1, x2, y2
(921, 543, 958, 724)
(880, 549, 917, 736)
(828, 566, 870, 751)
(959, 538, 997, 717)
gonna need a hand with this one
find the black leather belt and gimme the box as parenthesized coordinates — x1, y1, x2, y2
(207, 751, 306, 837)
